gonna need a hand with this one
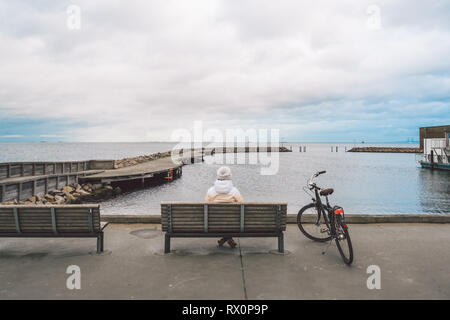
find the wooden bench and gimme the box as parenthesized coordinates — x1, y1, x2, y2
(161, 202, 287, 253)
(0, 204, 108, 253)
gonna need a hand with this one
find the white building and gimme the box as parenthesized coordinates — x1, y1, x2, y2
(419, 126, 450, 169)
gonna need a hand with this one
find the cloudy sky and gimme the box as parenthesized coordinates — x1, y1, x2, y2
(0, 0, 449, 142)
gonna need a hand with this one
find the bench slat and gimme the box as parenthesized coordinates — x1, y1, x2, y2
(161, 202, 287, 233)
(0, 205, 101, 234)
(0, 205, 105, 253)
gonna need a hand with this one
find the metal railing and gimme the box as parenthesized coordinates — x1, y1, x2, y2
(416, 149, 450, 165)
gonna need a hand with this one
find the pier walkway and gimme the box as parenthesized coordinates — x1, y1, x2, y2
(1, 146, 289, 202)
(0, 151, 204, 202)
(79, 156, 183, 184)
(78, 150, 205, 185)
(1, 223, 449, 299)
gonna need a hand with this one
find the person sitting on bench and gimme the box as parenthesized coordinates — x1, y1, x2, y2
(205, 166, 243, 248)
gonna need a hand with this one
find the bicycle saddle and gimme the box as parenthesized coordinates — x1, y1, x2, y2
(320, 188, 334, 196)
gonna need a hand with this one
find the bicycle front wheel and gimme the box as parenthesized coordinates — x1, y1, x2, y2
(297, 203, 332, 242)
(334, 214, 353, 265)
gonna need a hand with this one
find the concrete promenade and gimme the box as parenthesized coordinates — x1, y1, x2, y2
(1, 224, 449, 299)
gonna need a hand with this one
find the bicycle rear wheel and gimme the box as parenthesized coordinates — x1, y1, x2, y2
(334, 214, 353, 265)
(297, 203, 332, 242)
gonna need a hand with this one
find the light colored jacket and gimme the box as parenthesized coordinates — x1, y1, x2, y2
(205, 180, 244, 203)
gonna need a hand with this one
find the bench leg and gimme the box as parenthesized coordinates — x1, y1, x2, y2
(278, 233, 284, 253)
(97, 233, 104, 254)
(164, 233, 171, 254)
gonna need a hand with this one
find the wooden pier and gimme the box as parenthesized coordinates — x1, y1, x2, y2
(0, 146, 286, 203)
(0, 156, 189, 203)
(0, 161, 90, 180)
(79, 156, 183, 186)
(0, 160, 106, 202)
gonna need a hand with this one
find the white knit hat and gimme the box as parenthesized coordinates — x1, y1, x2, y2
(217, 166, 232, 180)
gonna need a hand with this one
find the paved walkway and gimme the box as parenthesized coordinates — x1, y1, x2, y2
(80, 151, 203, 182)
(82, 157, 182, 180)
(1, 224, 449, 299)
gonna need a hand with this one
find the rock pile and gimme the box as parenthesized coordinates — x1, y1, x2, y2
(0, 182, 122, 205)
(114, 151, 172, 169)
(348, 147, 421, 153)
(279, 146, 292, 152)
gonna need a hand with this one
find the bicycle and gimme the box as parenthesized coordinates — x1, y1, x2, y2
(297, 171, 353, 265)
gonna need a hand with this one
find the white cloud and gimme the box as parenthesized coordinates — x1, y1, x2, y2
(0, 135, 23, 138)
(0, 0, 449, 141)
(39, 134, 65, 138)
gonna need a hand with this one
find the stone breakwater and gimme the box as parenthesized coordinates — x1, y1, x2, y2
(114, 151, 172, 169)
(348, 147, 421, 153)
(1, 182, 121, 205)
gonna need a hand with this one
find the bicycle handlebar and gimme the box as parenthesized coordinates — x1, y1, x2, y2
(307, 170, 326, 189)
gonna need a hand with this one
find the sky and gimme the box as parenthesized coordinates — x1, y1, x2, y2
(0, 0, 449, 143)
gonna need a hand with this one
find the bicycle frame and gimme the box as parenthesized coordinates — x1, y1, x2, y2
(312, 187, 336, 236)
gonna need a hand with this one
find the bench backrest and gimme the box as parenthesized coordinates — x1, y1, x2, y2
(0, 205, 101, 234)
(161, 202, 287, 233)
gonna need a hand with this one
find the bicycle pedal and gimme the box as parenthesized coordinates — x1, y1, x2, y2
(320, 228, 329, 233)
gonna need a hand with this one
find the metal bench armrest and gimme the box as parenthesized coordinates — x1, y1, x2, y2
(101, 221, 110, 231)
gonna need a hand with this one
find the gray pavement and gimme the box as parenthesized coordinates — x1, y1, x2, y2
(1, 224, 450, 299)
